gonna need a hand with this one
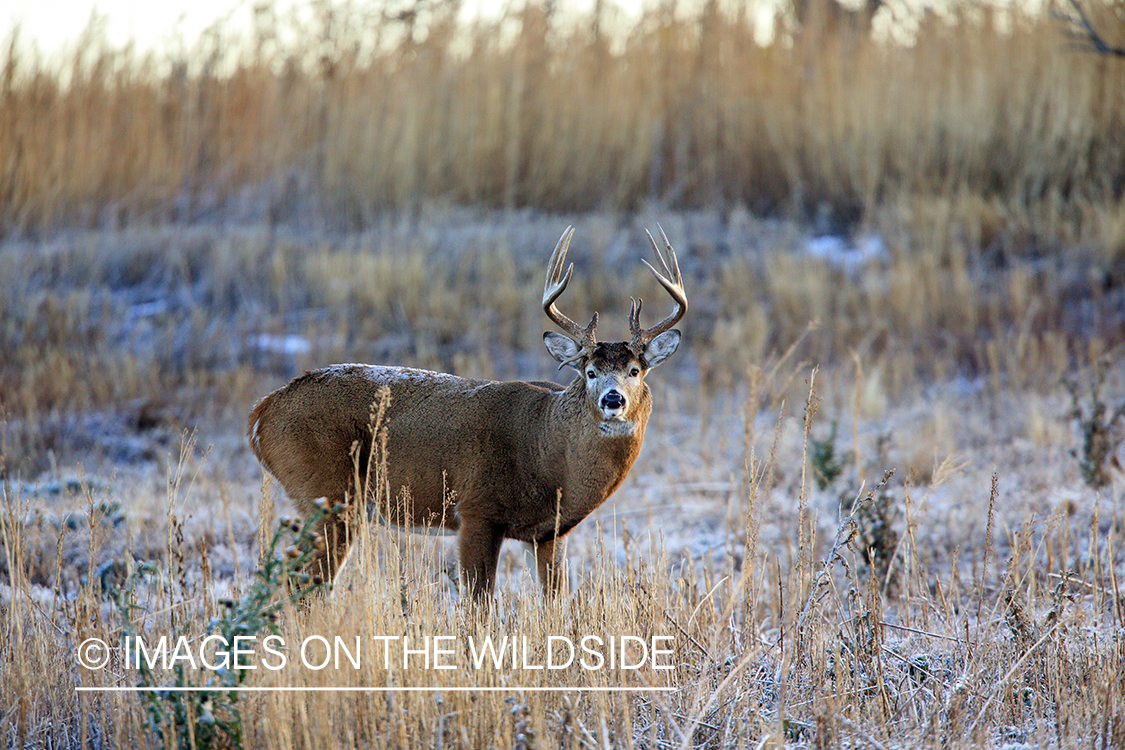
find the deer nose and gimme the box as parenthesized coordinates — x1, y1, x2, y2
(601, 390, 626, 411)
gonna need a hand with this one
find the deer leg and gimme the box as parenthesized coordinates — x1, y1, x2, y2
(302, 507, 351, 588)
(457, 517, 504, 602)
(534, 537, 566, 598)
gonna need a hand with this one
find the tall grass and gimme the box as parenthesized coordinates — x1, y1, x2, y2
(2, 0, 1123, 238)
(4, 372, 1123, 747)
(3, 3, 1124, 747)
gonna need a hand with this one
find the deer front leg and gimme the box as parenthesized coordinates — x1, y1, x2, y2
(534, 537, 566, 598)
(457, 517, 504, 602)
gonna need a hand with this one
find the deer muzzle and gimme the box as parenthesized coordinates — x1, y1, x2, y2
(600, 389, 627, 418)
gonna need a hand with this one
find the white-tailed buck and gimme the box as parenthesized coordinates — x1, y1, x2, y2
(248, 227, 687, 601)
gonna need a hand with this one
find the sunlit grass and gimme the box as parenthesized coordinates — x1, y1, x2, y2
(2, 1, 1125, 746)
(2, 0, 1123, 239)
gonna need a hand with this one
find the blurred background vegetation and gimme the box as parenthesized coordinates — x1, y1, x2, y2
(2, 0, 1123, 236)
(4, 5, 1125, 747)
(2, 0, 1124, 476)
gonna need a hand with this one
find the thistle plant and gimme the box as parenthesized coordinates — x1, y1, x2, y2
(109, 503, 335, 750)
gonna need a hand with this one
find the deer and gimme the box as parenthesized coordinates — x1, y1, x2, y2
(247, 226, 687, 602)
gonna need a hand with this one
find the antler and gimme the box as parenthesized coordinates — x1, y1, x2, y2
(629, 227, 688, 355)
(544, 226, 599, 359)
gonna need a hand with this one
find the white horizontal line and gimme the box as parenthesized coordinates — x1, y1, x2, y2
(76, 686, 674, 693)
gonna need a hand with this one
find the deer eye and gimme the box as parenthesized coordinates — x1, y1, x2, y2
(586, 370, 596, 379)
(630, 367, 640, 377)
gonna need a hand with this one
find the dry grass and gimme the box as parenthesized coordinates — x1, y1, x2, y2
(3, 358, 1124, 748)
(1, 210, 1120, 478)
(2, 0, 1124, 237)
(2, 0, 1125, 746)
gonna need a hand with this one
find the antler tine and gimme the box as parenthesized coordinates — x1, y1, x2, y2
(630, 227, 688, 351)
(543, 226, 598, 347)
(652, 226, 683, 283)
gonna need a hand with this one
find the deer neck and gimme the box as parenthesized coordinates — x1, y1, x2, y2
(546, 378, 649, 475)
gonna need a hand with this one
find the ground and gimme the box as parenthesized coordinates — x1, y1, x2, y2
(2, 211, 1123, 748)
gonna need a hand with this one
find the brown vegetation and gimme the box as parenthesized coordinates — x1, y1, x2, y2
(2, 0, 1125, 747)
(2, 0, 1123, 234)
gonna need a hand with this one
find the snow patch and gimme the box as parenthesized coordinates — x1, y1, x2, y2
(320, 364, 472, 387)
(249, 334, 312, 356)
(803, 233, 888, 274)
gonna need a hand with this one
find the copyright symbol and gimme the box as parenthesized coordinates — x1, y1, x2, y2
(77, 638, 110, 670)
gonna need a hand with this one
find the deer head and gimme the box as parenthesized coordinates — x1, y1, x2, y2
(541, 226, 687, 432)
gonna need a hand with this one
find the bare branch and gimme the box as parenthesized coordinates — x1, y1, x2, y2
(1054, 0, 1125, 57)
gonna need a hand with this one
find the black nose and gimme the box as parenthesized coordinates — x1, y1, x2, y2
(601, 390, 626, 410)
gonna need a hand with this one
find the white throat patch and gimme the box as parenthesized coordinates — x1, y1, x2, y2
(598, 420, 637, 437)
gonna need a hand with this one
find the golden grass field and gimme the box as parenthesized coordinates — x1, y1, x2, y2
(2, 0, 1125, 747)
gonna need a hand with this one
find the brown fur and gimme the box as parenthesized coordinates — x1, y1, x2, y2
(249, 352, 654, 600)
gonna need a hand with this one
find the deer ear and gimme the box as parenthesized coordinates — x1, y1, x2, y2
(643, 329, 681, 368)
(544, 332, 582, 369)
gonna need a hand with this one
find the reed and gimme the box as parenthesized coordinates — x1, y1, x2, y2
(2, 1, 1122, 238)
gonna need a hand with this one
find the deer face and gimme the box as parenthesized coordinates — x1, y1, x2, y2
(544, 335, 680, 428)
(541, 225, 687, 435)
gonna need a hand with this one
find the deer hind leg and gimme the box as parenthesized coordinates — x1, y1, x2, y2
(298, 499, 353, 588)
(457, 517, 504, 602)
(298, 452, 369, 588)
